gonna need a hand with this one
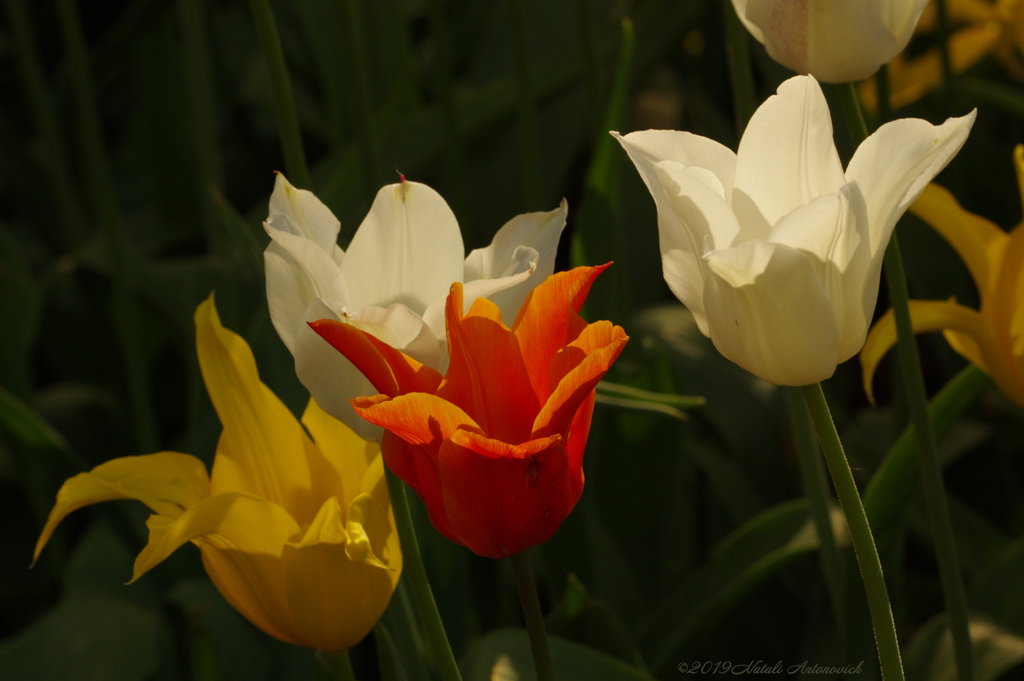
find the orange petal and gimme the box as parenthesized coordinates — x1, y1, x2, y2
(437, 430, 574, 558)
(532, 322, 628, 440)
(378, 431, 461, 545)
(350, 393, 482, 449)
(309, 319, 442, 397)
(439, 285, 539, 443)
(562, 390, 594, 500)
(511, 265, 610, 402)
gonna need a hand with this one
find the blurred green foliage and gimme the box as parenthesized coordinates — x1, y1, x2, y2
(2, 0, 1024, 679)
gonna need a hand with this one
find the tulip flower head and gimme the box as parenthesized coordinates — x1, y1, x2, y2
(615, 75, 974, 386)
(862, 145, 1024, 407)
(33, 296, 401, 653)
(264, 174, 566, 442)
(731, 0, 930, 82)
(309, 266, 628, 558)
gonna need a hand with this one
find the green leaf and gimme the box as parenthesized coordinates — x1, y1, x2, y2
(459, 628, 654, 681)
(970, 534, 1024, 635)
(640, 498, 849, 672)
(903, 613, 1024, 681)
(0, 592, 160, 681)
(0, 385, 72, 454)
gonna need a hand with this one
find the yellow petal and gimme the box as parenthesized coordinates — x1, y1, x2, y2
(33, 452, 209, 565)
(130, 491, 300, 583)
(861, 299, 1014, 404)
(910, 183, 1009, 301)
(195, 295, 324, 525)
(300, 397, 380, 509)
(1015, 145, 1024, 220)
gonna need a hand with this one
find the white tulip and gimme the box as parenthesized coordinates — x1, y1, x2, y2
(615, 75, 974, 386)
(263, 175, 566, 440)
(731, 0, 930, 83)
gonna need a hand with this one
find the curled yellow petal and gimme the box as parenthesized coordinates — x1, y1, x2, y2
(910, 183, 1009, 301)
(33, 452, 209, 566)
(861, 298, 1009, 404)
(301, 396, 380, 509)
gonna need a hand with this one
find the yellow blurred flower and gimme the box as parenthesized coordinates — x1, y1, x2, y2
(861, 145, 1024, 407)
(860, 0, 1024, 111)
(33, 295, 401, 653)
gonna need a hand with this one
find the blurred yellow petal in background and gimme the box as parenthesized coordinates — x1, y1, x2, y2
(861, 145, 1024, 408)
(33, 294, 401, 654)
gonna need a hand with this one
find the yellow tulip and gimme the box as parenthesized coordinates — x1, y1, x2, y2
(861, 0, 1024, 111)
(32, 295, 401, 653)
(861, 145, 1024, 408)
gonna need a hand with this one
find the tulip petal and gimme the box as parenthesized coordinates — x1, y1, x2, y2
(264, 226, 350, 354)
(845, 110, 976, 259)
(910, 183, 1009, 302)
(268, 173, 343, 257)
(859, 298, 1019, 404)
(437, 430, 571, 558)
(733, 76, 846, 238)
(532, 320, 629, 440)
(703, 241, 840, 386)
(613, 131, 737, 334)
(512, 265, 609, 402)
(439, 285, 539, 443)
(301, 397, 383, 512)
(340, 181, 464, 314)
(299, 300, 443, 441)
(465, 198, 568, 327)
(421, 245, 539, 342)
(132, 491, 300, 583)
(196, 296, 325, 522)
(992, 225, 1024, 378)
(351, 393, 483, 449)
(32, 452, 210, 565)
(767, 185, 874, 361)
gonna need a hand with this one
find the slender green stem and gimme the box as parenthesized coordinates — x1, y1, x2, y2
(783, 387, 846, 650)
(248, 0, 310, 189)
(7, 0, 87, 249)
(510, 551, 556, 681)
(315, 650, 357, 681)
(337, 0, 382, 205)
(383, 466, 463, 681)
(882, 236, 975, 681)
(840, 80, 975, 681)
(506, 0, 545, 209)
(721, 0, 756, 138)
(801, 384, 904, 681)
(54, 0, 158, 454)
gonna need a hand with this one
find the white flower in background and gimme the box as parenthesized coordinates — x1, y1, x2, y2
(731, 0, 930, 82)
(615, 75, 975, 386)
(263, 175, 566, 441)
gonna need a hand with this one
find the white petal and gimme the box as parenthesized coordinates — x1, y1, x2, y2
(294, 300, 441, 443)
(642, 160, 742, 335)
(767, 184, 873, 361)
(733, 76, 846, 238)
(845, 110, 977, 258)
(703, 240, 839, 386)
(340, 181, 465, 314)
(464, 199, 567, 326)
(612, 129, 737, 202)
(268, 173, 342, 257)
(263, 225, 350, 354)
(422, 245, 539, 339)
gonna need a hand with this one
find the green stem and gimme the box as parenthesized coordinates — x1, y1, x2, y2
(574, 0, 604, 136)
(54, 0, 158, 454)
(315, 650, 357, 681)
(7, 0, 87, 250)
(510, 551, 556, 681)
(840, 80, 975, 681)
(783, 387, 846, 650)
(801, 384, 904, 681)
(506, 0, 545, 209)
(721, 0, 756, 138)
(248, 0, 311, 189)
(337, 0, 381, 205)
(383, 466, 463, 681)
(882, 236, 975, 681)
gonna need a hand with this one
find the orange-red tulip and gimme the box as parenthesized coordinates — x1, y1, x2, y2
(309, 265, 628, 558)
